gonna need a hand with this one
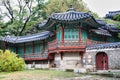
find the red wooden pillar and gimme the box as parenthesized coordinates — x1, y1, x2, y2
(79, 27, 82, 43)
(61, 27, 64, 43)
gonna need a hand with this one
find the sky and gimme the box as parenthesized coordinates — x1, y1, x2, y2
(83, 0, 120, 17)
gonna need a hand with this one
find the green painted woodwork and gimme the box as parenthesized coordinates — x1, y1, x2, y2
(8, 46, 16, 53)
(90, 33, 104, 42)
(34, 44, 42, 54)
(26, 45, 32, 54)
(17, 46, 24, 57)
(82, 29, 88, 42)
(64, 28, 78, 41)
(56, 30, 62, 41)
(107, 36, 115, 42)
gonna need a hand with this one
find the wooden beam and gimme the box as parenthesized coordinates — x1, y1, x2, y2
(62, 27, 64, 43)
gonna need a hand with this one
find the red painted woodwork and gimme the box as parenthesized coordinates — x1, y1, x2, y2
(79, 27, 82, 42)
(48, 39, 86, 53)
(23, 53, 48, 60)
(48, 53, 55, 59)
(61, 27, 64, 43)
(96, 52, 108, 70)
(48, 39, 107, 54)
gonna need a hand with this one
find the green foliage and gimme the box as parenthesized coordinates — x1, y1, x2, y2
(0, 0, 45, 36)
(0, 50, 25, 72)
(0, 0, 99, 36)
(101, 18, 120, 28)
(113, 14, 120, 21)
(42, 0, 98, 19)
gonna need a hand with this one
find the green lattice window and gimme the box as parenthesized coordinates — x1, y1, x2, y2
(34, 44, 42, 54)
(18, 46, 24, 57)
(8, 46, 16, 52)
(107, 37, 115, 42)
(64, 29, 78, 41)
(56, 30, 62, 41)
(91, 34, 104, 42)
(26, 45, 32, 54)
(82, 30, 88, 42)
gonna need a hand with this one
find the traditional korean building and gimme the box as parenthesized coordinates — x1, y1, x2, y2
(105, 10, 120, 19)
(0, 8, 120, 70)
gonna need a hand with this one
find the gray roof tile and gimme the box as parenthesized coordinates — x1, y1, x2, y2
(0, 31, 50, 43)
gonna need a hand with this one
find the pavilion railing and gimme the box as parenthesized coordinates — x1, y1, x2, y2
(48, 39, 86, 51)
(19, 50, 48, 59)
(24, 53, 48, 59)
(48, 39, 107, 51)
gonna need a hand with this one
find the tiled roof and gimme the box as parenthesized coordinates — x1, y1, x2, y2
(50, 8, 92, 21)
(91, 28, 111, 36)
(38, 8, 103, 29)
(87, 42, 120, 50)
(96, 19, 120, 32)
(101, 24, 120, 32)
(105, 10, 120, 18)
(38, 9, 120, 35)
(96, 19, 106, 25)
(0, 31, 50, 43)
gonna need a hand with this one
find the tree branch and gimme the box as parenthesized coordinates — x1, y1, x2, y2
(19, 16, 30, 35)
(18, 0, 22, 19)
(3, 0, 15, 22)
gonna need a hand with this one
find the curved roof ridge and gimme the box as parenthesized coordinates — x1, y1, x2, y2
(0, 31, 50, 43)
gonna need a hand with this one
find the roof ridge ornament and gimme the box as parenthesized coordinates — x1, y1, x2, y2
(67, 5, 75, 12)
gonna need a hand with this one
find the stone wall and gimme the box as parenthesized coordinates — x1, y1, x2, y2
(84, 48, 120, 70)
(26, 64, 49, 69)
(26, 60, 49, 69)
(54, 52, 82, 69)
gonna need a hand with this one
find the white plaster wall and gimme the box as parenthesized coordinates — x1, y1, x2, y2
(63, 52, 80, 61)
(54, 53, 61, 68)
(54, 52, 82, 69)
(63, 52, 81, 69)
